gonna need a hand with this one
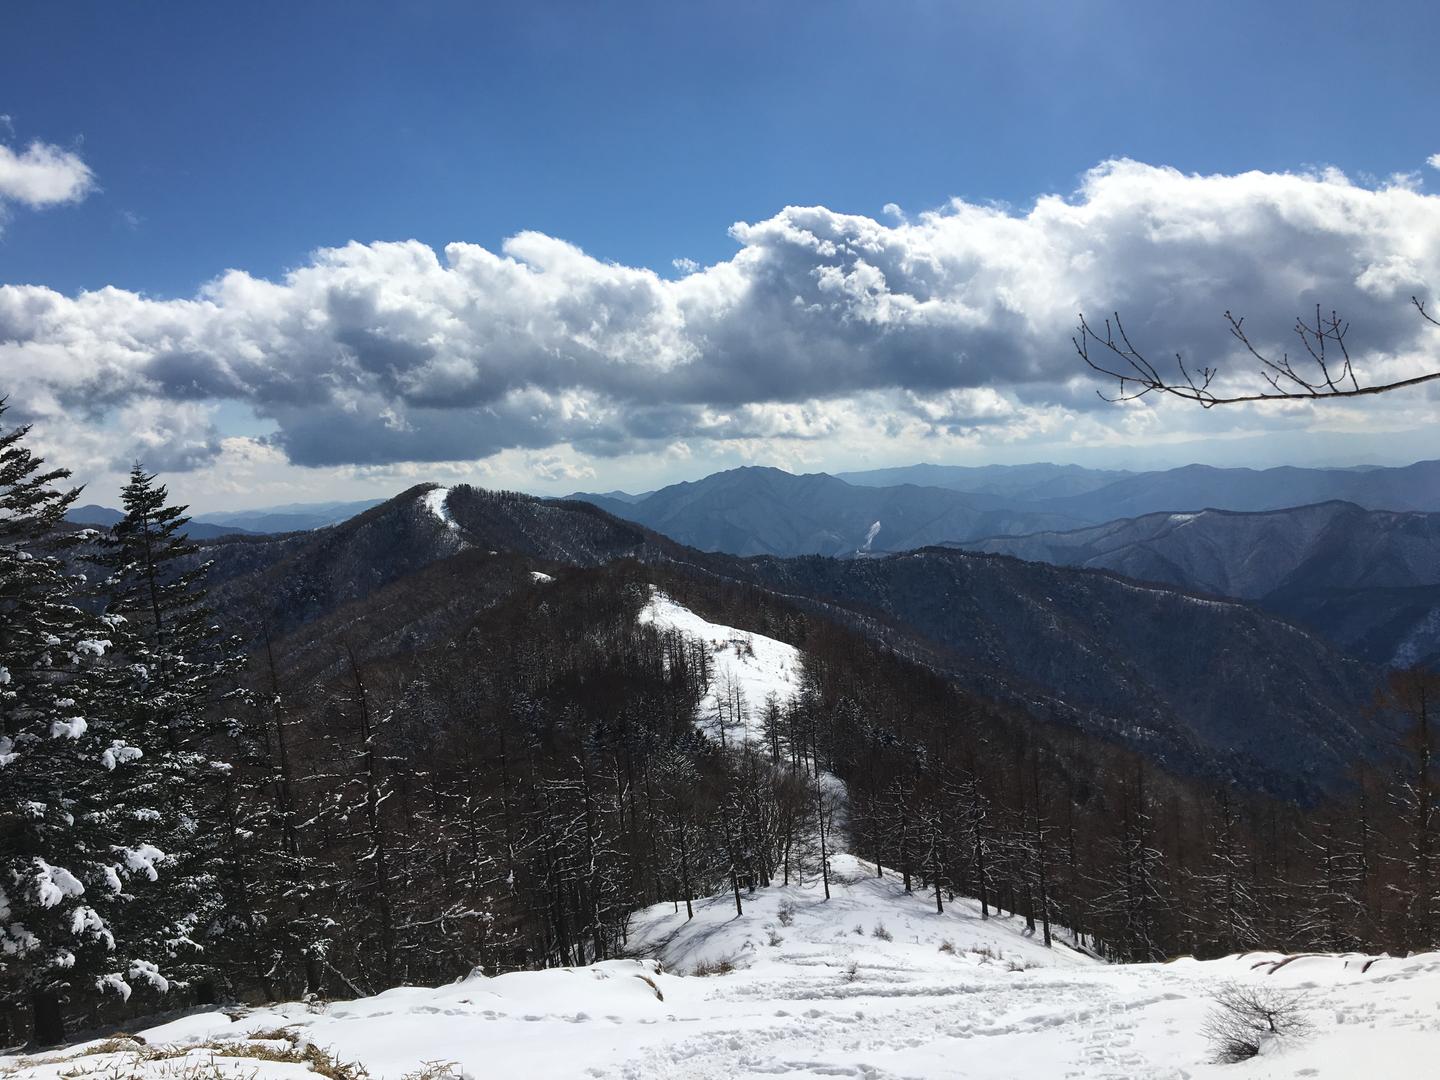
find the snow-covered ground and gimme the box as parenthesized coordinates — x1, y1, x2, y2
(638, 590, 802, 741)
(7, 854, 1439, 1079)
(421, 486, 458, 530)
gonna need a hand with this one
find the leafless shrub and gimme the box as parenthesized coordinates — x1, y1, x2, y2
(689, 958, 736, 977)
(938, 939, 955, 954)
(1202, 981, 1313, 1064)
(871, 922, 892, 942)
(776, 902, 795, 927)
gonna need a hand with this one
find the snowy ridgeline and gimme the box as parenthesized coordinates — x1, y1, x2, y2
(638, 589, 801, 743)
(5, 854, 1440, 1079)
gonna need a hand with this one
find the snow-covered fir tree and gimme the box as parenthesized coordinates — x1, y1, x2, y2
(90, 465, 247, 1003)
(0, 406, 165, 1045)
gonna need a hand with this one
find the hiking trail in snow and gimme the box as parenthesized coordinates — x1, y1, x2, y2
(7, 853, 1439, 1079)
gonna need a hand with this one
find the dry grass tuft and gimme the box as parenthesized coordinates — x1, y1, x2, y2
(30, 1031, 369, 1080)
(688, 959, 735, 977)
(397, 1062, 462, 1080)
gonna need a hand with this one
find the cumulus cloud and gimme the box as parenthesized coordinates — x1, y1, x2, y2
(113, 400, 224, 472)
(2, 158, 1439, 474)
(0, 138, 95, 223)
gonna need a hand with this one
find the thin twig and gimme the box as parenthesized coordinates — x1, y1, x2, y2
(1075, 301, 1440, 407)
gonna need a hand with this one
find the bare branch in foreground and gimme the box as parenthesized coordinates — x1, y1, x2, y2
(1075, 298, 1440, 407)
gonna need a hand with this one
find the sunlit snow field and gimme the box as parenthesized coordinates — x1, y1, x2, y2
(5, 855, 1439, 1080)
(638, 589, 803, 742)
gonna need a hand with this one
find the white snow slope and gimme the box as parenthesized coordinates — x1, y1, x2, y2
(638, 590, 802, 741)
(7, 854, 1440, 1079)
(421, 486, 458, 530)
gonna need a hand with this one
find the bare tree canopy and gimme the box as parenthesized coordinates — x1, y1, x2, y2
(1076, 297, 1440, 406)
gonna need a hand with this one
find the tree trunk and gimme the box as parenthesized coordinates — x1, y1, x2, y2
(680, 826, 694, 920)
(29, 989, 64, 1048)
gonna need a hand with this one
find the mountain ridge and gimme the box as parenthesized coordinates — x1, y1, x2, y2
(952, 499, 1440, 667)
(197, 482, 1389, 798)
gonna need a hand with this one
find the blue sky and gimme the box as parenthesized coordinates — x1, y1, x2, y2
(2, 1, 1440, 508)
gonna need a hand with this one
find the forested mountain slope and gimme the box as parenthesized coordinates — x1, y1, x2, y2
(727, 549, 1384, 797)
(201, 484, 683, 641)
(9, 451, 1428, 1049)
(955, 501, 1440, 667)
(202, 483, 1384, 797)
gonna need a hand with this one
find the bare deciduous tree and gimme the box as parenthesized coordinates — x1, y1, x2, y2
(1076, 298, 1440, 406)
(1201, 981, 1313, 1063)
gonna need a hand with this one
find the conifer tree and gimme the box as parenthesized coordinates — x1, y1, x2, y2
(0, 405, 164, 1044)
(91, 464, 246, 1002)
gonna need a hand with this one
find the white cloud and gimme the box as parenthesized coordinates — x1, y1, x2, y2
(2, 158, 1439, 484)
(1429, 153, 1440, 171)
(0, 139, 95, 213)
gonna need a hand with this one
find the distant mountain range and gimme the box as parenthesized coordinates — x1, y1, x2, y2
(955, 501, 1440, 598)
(570, 466, 1086, 556)
(65, 497, 385, 537)
(193, 482, 1387, 798)
(569, 459, 1440, 557)
(69, 458, 1440, 673)
(836, 462, 1136, 500)
(837, 460, 1440, 517)
(65, 504, 257, 540)
(562, 461, 1440, 670)
(192, 498, 386, 533)
(954, 501, 1440, 668)
(72, 459, 1440, 548)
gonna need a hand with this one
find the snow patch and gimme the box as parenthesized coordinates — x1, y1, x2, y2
(75, 638, 111, 659)
(529, 570, 554, 584)
(49, 717, 87, 739)
(1392, 602, 1440, 667)
(101, 740, 143, 770)
(421, 486, 457, 530)
(31, 859, 85, 907)
(639, 589, 801, 743)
